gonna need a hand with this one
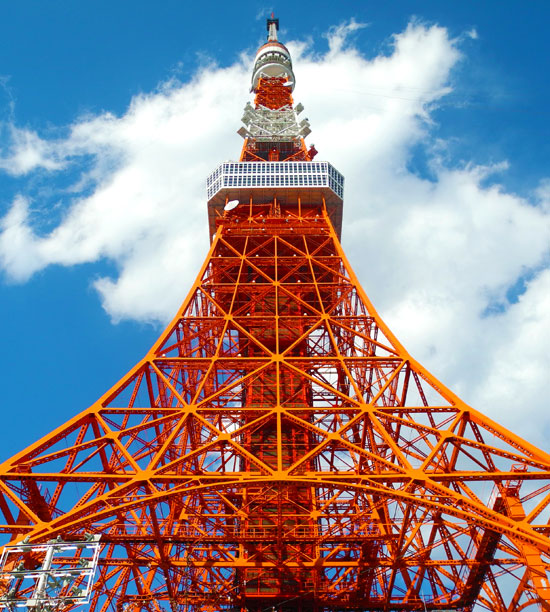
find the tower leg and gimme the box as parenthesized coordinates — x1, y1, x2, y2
(506, 495, 550, 610)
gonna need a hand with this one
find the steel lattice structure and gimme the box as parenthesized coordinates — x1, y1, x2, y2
(1, 16, 550, 612)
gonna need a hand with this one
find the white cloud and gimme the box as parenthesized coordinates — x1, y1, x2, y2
(0, 125, 66, 175)
(325, 18, 368, 54)
(473, 269, 550, 444)
(0, 62, 251, 318)
(0, 195, 44, 278)
(0, 21, 548, 446)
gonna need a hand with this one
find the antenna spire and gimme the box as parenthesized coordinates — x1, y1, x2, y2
(267, 14, 279, 41)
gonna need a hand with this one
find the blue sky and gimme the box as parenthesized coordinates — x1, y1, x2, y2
(0, 1, 549, 459)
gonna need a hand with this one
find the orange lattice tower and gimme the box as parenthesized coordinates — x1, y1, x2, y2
(1, 16, 550, 612)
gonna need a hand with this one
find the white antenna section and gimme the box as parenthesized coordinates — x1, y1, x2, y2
(267, 16, 279, 42)
(238, 104, 309, 143)
(237, 126, 250, 139)
(224, 200, 239, 211)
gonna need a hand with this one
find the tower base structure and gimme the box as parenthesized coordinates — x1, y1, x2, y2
(0, 200, 549, 612)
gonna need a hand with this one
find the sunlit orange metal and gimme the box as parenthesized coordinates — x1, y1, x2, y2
(1, 17, 550, 612)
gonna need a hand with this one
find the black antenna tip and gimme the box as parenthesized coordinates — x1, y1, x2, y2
(267, 16, 279, 32)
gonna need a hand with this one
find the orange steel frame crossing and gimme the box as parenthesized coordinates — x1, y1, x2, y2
(1, 17, 550, 612)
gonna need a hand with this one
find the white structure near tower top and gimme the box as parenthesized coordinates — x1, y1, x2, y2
(251, 17, 296, 92)
(267, 17, 278, 41)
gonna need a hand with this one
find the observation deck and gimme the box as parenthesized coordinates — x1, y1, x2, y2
(251, 41, 295, 91)
(206, 160, 344, 240)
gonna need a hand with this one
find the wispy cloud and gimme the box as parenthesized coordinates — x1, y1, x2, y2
(325, 18, 368, 54)
(0, 125, 66, 175)
(255, 6, 273, 22)
(0, 20, 548, 445)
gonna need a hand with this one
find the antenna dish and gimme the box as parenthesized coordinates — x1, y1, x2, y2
(224, 200, 239, 211)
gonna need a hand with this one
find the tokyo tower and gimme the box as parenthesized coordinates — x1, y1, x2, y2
(1, 16, 550, 612)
